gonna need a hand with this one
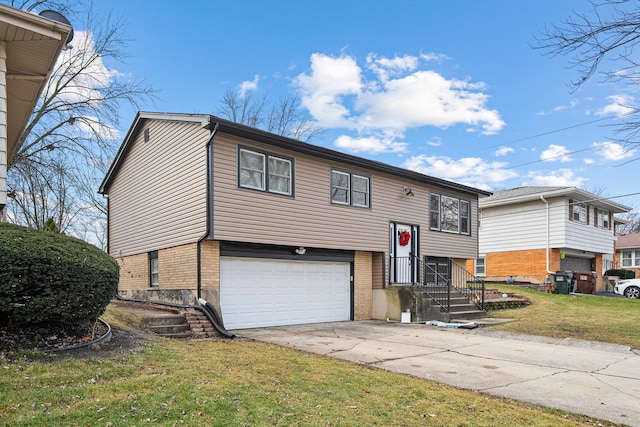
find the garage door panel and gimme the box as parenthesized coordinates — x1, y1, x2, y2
(220, 257, 351, 330)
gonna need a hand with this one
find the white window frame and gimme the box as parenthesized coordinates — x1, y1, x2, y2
(621, 250, 640, 267)
(430, 193, 471, 236)
(149, 251, 159, 287)
(475, 257, 486, 276)
(239, 147, 293, 196)
(330, 169, 370, 208)
(572, 201, 587, 224)
(596, 208, 610, 229)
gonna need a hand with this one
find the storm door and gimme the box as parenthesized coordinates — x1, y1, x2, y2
(390, 222, 419, 284)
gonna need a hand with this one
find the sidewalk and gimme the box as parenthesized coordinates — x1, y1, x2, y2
(238, 320, 640, 426)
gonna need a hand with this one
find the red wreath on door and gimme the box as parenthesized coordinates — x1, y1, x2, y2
(398, 230, 411, 246)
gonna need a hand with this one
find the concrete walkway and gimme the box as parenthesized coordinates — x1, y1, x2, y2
(238, 321, 640, 426)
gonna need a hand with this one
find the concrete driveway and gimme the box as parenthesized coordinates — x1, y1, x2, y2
(238, 321, 640, 426)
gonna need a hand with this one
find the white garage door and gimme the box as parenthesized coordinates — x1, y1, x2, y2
(220, 257, 351, 330)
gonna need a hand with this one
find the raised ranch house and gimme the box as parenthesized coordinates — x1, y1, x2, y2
(99, 112, 491, 330)
(614, 233, 640, 279)
(0, 5, 72, 221)
(476, 186, 630, 292)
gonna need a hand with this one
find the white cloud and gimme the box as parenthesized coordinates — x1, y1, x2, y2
(334, 135, 407, 153)
(239, 75, 260, 98)
(366, 53, 419, 81)
(295, 52, 505, 154)
(592, 141, 637, 161)
(404, 155, 517, 189)
(540, 144, 572, 162)
(525, 169, 586, 187)
(426, 137, 442, 147)
(584, 158, 595, 165)
(420, 52, 450, 63)
(495, 146, 514, 156)
(56, 31, 119, 106)
(536, 99, 580, 116)
(596, 94, 636, 118)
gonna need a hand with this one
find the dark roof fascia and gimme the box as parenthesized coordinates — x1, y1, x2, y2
(213, 117, 491, 197)
(99, 111, 492, 198)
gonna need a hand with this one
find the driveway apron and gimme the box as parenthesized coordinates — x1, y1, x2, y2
(238, 320, 640, 426)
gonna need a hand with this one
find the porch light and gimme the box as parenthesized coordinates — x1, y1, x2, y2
(404, 187, 415, 197)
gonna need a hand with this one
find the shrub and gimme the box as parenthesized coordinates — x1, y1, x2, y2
(0, 223, 119, 326)
(604, 269, 636, 280)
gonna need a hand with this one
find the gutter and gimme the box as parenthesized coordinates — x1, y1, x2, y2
(540, 194, 554, 275)
(197, 121, 218, 300)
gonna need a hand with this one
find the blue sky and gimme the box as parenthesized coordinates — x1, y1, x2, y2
(95, 0, 639, 211)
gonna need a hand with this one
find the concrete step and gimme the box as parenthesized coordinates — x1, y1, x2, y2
(448, 303, 482, 313)
(144, 314, 193, 339)
(447, 310, 488, 321)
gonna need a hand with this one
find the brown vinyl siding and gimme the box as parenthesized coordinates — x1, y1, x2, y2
(108, 120, 209, 257)
(212, 133, 478, 259)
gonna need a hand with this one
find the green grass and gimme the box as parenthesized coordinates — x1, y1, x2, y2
(486, 284, 640, 349)
(0, 334, 621, 426)
(0, 295, 634, 427)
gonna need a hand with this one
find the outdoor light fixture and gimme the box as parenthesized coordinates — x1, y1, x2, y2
(404, 187, 415, 197)
(295, 246, 307, 255)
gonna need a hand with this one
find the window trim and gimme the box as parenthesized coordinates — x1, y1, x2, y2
(475, 257, 486, 276)
(429, 192, 471, 236)
(621, 250, 640, 267)
(238, 145, 294, 196)
(330, 168, 371, 208)
(596, 208, 611, 229)
(149, 250, 159, 288)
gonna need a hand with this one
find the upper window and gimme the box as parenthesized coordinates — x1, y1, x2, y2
(239, 147, 292, 196)
(430, 193, 471, 235)
(331, 169, 370, 208)
(621, 250, 640, 267)
(596, 208, 611, 229)
(571, 201, 588, 224)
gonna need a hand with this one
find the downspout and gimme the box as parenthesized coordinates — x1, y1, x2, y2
(540, 194, 554, 275)
(197, 121, 218, 299)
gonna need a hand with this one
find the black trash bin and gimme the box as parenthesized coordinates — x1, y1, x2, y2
(552, 271, 572, 294)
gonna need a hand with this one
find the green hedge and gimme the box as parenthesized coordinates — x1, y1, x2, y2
(0, 223, 119, 326)
(604, 269, 636, 280)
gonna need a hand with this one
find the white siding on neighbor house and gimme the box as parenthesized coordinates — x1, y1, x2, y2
(480, 197, 616, 254)
(108, 120, 209, 257)
(212, 134, 479, 260)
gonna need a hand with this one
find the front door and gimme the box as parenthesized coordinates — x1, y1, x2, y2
(390, 222, 419, 284)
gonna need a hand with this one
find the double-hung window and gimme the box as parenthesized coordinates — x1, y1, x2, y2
(430, 193, 471, 235)
(571, 201, 587, 224)
(596, 208, 610, 229)
(331, 169, 370, 208)
(149, 251, 159, 287)
(239, 147, 292, 195)
(621, 250, 640, 267)
(475, 258, 486, 276)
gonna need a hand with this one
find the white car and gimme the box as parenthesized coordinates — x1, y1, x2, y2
(614, 279, 640, 299)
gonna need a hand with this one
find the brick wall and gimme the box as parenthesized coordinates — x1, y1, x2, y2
(116, 253, 149, 290)
(354, 251, 373, 320)
(486, 249, 550, 283)
(161, 243, 198, 290)
(371, 252, 385, 289)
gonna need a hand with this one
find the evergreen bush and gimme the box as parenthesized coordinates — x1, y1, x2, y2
(0, 223, 119, 326)
(604, 269, 636, 280)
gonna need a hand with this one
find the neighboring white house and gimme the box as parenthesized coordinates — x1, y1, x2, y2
(477, 186, 630, 291)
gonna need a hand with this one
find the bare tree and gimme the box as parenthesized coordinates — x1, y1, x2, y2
(535, 0, 640, 141)
(218, 90, 325, 142)
(4, 0, 155, 245)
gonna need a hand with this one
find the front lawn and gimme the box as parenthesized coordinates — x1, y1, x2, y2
(0, 313, 622, 426)
(486, 284, 640, 349)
